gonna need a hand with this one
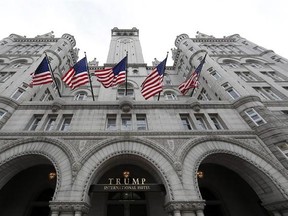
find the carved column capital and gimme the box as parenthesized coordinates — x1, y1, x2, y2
(49, 201, 90, 214)
(164, 201, 205, 212)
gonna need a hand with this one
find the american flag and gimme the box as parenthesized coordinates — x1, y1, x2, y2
(141, 57, 167, 100)
(178, 54, 207, 95)
(94, 56, 127, 88)
(32, 57, 53, 86)
(62, 57, 89, 89)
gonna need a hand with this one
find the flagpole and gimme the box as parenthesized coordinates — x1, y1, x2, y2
(190, 53, 207, 97)
(157, 52, 169, 101)
(44, 52, 61, 97)
(125, 51, 128, 96)
(84, 52, 95, 101)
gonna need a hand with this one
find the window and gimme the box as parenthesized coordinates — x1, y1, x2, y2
(210, 71, 221, 80)
(222, 83, 240, 99)
(0, 109, 7, 120)
(121, 114, 132, 130)
(235, 72, 258, 81)
(45, 115, 57, 131)
(165, 75, 172, 85)
(165, 92, 177, 100)
(253, 87, 282, 101)
(117, 83, 134, 97)
(250, 62, 262, 69)
(106, 114, 117, 130)
(11, 88, 25, 100)
(74, 92, 87, 101)
(245, 108, 266, 126)
(180, 114, 193, 130)
(136, 114, 147, 130)
(28, 115, 43, 131)
(40, 89, 54, 101)
(197, 88, 211, 101)
(60, 115, 72, 131)
(0, 72, 15, 82)
(194, 114, 208, 130)
(209, 114, 225, 130)
(261, 71, 285, 81)
(277, 143, 288, 158)
(226, 88, 240, 99)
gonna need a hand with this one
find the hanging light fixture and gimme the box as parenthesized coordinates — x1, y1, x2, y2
(48, 172, 57, 180)
(197, 171, 204, 178)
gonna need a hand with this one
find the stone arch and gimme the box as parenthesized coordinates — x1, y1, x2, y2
(181, 138, 288, 204)
(0, 137, 75, 200)
(72, 140, 183, 203)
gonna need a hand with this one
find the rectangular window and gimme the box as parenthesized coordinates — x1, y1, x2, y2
(227, 88, 240, 100)
(245, 108, 266, 126)
(40, 89, 53, 101)
(261, 71, 285, 81)
(121, 114, 132, 130)
(0, 109, 7, 120)
(45, 115, 57, 131)
(253, 87, 282, 101)
(29, 115, 43, 131)
(60, 115, 73, 131)
(194, 114, 208, 130)
(209, 114, 225, 130)
(11, 88, 25, 100)
(106, 114, 117, 130)
(210, 71, 221, 80)
(180, 114, 193, 130)
(277, 143, 288, 158)
(136, 114, 147, 130)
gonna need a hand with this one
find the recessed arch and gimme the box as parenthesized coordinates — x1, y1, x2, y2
(182, 139, 288, 204)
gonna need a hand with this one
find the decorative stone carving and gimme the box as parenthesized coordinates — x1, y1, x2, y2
(51, 98, 65, 112)
(164, 201, 205, 212)
(119, 96, 133, 112)
(49, 201, 90, 214)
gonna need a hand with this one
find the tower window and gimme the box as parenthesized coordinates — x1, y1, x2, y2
(245, 108, 266, 126)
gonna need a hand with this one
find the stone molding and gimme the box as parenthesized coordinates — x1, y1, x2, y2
(49, 201, 89, 213)
(164, 201, 205, 212)
(264, 200, 288, 211)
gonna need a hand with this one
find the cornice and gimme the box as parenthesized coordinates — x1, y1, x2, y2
(0, 130, 255, 138)
(192, 38, 236, 43)
(18, 100, 234, 110)
(14, 38, 59, 43)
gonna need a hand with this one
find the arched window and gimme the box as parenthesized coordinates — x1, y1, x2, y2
(164, 91, 177, 100)
(74, 91, 87, 101)
(117, 83, 134, 98)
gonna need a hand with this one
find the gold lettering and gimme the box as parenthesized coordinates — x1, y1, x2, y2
(108, 178, 114, 185)
(141, 178, 146, 185)
(124, 178, 130, 185)
(132, 178, 139, 184)
(116, 178, 121, 185)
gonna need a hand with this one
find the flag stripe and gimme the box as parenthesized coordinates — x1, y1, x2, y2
(178, 54, 206, 95)
(94, 56, 127, 88)
(141, 57, 167, 100)
(32, 57, 53, 86)
(61, 57, 89, 89)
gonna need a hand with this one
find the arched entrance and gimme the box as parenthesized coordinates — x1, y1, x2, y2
(197, 155, 270, 216)
(0, 156, 57, 216)
(88, 164, 166, 216)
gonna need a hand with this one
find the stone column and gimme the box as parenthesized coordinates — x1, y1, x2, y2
(49, 201, 90, 216)
(51, 211, 59, 216)
(196, 209, 204, 216)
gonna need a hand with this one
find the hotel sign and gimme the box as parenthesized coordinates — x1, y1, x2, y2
(89, 171, 165, 193)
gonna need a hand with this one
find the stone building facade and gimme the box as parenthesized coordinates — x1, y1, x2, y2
(0, 27, 287, 216)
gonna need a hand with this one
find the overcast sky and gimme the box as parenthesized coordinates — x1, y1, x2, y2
(1, 0, 288, 66)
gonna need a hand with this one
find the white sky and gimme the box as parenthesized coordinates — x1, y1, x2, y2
(1, 0, 288, 66)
